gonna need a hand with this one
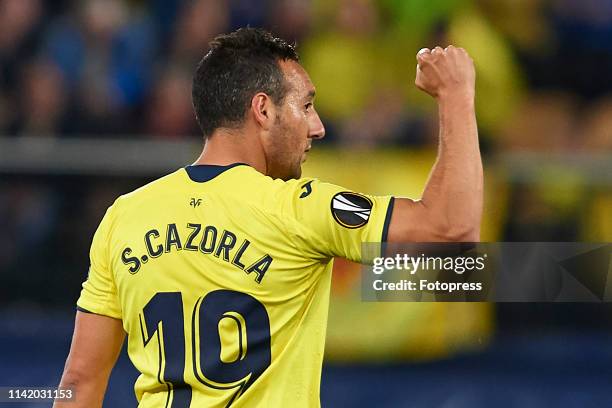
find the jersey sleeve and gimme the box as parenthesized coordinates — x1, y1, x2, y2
(278, 178, 394, 262)
(76, 203, 122, 319)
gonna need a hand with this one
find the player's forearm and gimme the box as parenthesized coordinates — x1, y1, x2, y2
(53, 370, 107, 408)
(420, 92, 483, 241)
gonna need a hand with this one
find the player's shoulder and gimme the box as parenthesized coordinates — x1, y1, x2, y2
(256, 175, 365, 212)
(107, 168, 186, 215)
(269, 176, 344, 200)
(253, 174, 325, 205)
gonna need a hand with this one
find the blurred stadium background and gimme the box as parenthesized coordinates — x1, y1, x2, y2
(0, 0, 611, 406)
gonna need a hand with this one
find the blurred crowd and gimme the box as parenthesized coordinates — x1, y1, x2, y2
(0, 0, 610, 149)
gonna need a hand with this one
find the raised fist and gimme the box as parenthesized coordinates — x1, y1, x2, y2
(415, 46, 475, 100)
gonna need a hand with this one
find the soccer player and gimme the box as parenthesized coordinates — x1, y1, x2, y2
(55, 28, 481, 407)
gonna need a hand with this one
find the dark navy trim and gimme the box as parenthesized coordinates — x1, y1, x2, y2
(76, 306, 93, 314)
(76, 306, 122, 321)
(381, 197, 395, 242)
(184, 163, 249, 182)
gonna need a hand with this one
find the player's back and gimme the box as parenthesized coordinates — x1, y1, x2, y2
(77, 163, 392, 407)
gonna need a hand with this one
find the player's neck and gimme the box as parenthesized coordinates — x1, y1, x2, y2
(192, 128, 267, 175)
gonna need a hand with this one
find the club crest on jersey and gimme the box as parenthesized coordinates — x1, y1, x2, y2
(330, 192, 372, 229)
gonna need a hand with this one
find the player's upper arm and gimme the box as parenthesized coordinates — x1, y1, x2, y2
(386, 197, 474, 242)
(277, 178, 394, 262)
(54, 311, 125, 408)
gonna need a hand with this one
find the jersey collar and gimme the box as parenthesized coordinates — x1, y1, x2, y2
(184, 163, 249, 182)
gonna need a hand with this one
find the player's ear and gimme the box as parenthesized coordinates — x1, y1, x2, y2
(251, 92, 276, 131)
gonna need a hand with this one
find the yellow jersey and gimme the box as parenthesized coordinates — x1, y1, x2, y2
(77, 163, 393, 407)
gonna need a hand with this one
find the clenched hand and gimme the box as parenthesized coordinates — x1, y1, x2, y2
(415, 46, 475, 101)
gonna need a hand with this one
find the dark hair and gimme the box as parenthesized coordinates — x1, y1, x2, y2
(192, 27, 299, 138)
